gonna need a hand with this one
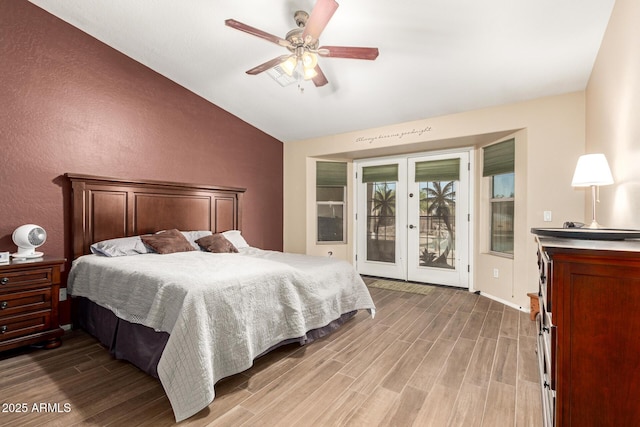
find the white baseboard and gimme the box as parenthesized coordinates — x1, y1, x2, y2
(478, 292, 528, 313)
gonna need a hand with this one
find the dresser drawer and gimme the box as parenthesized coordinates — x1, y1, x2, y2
(537, 249, 552, 313)
(0, 268, 54, 292)
(0, 310, 52, 341)
(539, 306, 556, 391)
(537, 312, 556, 427)
(0, 288, 52, 318)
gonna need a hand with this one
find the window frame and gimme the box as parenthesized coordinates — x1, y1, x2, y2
(315, 161, 348, 244)
(482, 139, 515, 258)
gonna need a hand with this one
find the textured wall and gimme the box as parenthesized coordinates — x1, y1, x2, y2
(586, 0, 640, 229)
(0, 1, 283, 324)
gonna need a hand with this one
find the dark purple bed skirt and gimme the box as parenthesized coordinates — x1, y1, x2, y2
(73, 297, 356, 379)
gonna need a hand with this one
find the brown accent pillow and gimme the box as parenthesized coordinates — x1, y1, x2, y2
(141, 229, 196, 254)
(196, 233, 238, 253)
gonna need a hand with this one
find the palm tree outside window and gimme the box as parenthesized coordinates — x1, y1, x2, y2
(414, 158, 460, 269)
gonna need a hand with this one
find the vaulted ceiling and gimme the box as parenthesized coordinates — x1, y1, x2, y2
(29, 0, 615, 142)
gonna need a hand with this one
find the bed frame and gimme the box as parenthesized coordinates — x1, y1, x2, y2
(66, 173, 245, 259)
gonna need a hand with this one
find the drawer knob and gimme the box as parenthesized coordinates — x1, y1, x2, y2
(0, 301, 7, 310)
(0, 325, 7, 334)
(0, 277, 8, 285)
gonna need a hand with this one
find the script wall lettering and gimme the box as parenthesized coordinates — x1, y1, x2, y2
(354, 126, 432, 144)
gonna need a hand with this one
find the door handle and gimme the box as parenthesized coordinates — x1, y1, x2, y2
(409, 225, 415, 229)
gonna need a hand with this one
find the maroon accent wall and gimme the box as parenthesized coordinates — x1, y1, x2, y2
(0, 1, 283, 324)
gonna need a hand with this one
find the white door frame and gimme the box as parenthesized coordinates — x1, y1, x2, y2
(353, 148, 475, 290)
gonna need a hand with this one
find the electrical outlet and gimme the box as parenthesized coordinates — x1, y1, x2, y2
(493, 268, 499, 278)
(543, 211, 552, 222)
(59, 288, 67, 301)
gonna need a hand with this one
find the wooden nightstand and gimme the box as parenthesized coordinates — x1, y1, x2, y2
(0, 256, 65, 352)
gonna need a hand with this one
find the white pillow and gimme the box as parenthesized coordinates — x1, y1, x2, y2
(90, 236, 152, 257)
(180, 230, 213, 250)
(221, 230, 249, 249)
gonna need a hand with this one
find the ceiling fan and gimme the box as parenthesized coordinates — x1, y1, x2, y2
(225, 0, 379, 87)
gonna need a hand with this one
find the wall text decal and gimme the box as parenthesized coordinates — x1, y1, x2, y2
(355, 126, 432, 144)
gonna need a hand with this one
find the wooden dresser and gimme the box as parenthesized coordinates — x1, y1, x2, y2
(0, 257, 65, 352)
(533, 232, 640, 426)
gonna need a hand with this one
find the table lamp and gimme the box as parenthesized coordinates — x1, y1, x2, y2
(571, 153, 614, 229)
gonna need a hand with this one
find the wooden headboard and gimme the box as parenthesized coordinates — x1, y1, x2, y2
(66, 173, 245, 259)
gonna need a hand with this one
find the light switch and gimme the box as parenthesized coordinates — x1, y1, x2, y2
(543, 211, 552, 222)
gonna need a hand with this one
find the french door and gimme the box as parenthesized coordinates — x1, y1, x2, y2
(355, 150, 470, 288)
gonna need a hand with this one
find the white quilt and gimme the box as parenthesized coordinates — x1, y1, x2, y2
(67, 248, 375, 421)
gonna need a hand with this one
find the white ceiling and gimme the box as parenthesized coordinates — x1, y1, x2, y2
(29, 0, 615, 143)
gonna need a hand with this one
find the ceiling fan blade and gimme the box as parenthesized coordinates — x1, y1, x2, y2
(302, 0, 339, 42)
(225, 19, 292, 48)
(246, 55, 292, 75)
(318, 46, 379, 60)
(312, 65, 329, 87)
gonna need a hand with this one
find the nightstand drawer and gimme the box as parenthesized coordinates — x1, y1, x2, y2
(0, 268, 53, 292)
(0, 288, 52, 318)
(0, 310, 51, 341)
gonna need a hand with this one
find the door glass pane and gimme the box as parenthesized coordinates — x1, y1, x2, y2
(418, 180, 456, 269)
(366, 181, 396, 263)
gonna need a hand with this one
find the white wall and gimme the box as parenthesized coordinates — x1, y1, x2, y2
(586, 0, 640, 228)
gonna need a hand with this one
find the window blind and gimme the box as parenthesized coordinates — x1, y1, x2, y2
(483, 139, 515, 177)
(362, 164, 399, 183)
(414, 158, 460, 182)
(316, 161, 347, 186)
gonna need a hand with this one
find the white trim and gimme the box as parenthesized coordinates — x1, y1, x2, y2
(478, 291, 528, 312)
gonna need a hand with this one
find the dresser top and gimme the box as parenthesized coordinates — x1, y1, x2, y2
(532, 231, 640, 253)
(0, 256, 66, 271)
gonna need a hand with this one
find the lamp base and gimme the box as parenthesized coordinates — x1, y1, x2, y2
(587, 220, 605, 229)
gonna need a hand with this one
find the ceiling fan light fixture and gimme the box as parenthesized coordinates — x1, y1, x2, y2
(302, 51, 318, 69)
(303, 66, 318, 80)
(281, 56, 298, 76)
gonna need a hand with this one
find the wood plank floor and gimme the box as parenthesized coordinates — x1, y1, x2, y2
(0, 282, 542, 426)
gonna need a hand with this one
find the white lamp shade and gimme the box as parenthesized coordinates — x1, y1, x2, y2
(571, 154, 614, 187)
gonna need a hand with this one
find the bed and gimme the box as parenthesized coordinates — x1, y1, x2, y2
(65, 173, 375, 422)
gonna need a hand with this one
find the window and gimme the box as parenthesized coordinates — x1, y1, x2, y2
(490, 173, 514, 254)
(483, 139, 515, 255)
(316, 162, 347, 243)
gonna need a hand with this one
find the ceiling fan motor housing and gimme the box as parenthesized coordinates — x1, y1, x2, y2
(294, 10, 309, 28)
